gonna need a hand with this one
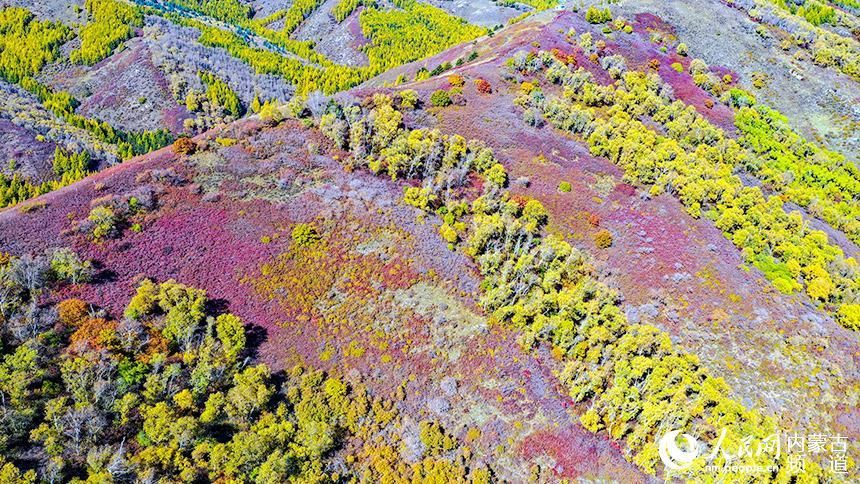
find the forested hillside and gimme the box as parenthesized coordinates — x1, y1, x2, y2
(0, 0, 544, 210)
(0, 1, 858, 482)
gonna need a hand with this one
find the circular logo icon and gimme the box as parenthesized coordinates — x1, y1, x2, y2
(658, 429, 701, 471)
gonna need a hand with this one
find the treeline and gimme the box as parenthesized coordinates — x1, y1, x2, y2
(121, 129, 174, 158)
(0, 6, 169, 211)
(0, 144, 98, 211)
(0, 9, 96, 208)
(71, 0, 143, 65)
(172, 0, 252, 24)
(359, 0, 487, 74)
(0, 1, 482, 204)
(0, 79, 170, 209)
(833, 0, 860, 11)
(191, 18, 344, 94)
(314, 93, 828, 480)
(52, 147, 92, 184)
(774, 0, 837, 26)
(29, 75, 171, 153)
(254, 8, 287, 28)
(0, 251, 490, 481)
(22, 77, 173, 159)
(138, 1, 335, 68)
(331, 0, 371, 22)
(515, 50, 859, 331)
(0, 173, 53, 208)
(230, 0, 485, 93)
(735, 104, 860, 244)
(281, 0, 326, 35)
(0, 147, 93, 209)
(0, 7, 171, 159)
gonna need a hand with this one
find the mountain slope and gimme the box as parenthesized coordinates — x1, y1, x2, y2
(0, 4, 858, 482)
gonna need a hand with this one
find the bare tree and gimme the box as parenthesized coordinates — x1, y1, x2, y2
(7, 300, 53, 343)
(116, 318, 149, 355)
(0, 273, 21, 320)
(61, 406, 102, 456)
(9, 255, 49, 296)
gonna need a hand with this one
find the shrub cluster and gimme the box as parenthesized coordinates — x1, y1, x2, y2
(585, 5, 612, 23)
(80, 188, 156, 240)
(430, 89, 453, 107)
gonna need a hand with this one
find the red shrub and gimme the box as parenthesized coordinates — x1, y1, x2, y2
(475, 78, 492, 94)
(510, 194, 530, 208)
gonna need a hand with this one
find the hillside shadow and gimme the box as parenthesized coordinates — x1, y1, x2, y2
(244, 324, 269, 361)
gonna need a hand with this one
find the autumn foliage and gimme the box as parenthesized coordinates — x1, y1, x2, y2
(172, 137, 197, 155)
(593, 229, 613, 248)
(57, 298, 90, 327)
